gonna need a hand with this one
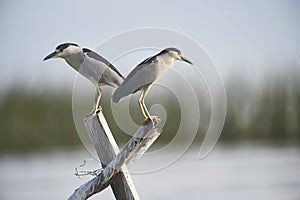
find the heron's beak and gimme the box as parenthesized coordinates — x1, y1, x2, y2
(43, 51, 58, 61)
(180, 56, 193, 65)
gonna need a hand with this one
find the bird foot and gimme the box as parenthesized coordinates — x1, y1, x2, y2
(143, 116, 160, 126)
(86, 106, 103, 117)
(94, 106, 103, 114)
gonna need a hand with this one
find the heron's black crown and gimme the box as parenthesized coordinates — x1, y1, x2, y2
(158, 47, 181, 56)
(55, 43, 79, 51)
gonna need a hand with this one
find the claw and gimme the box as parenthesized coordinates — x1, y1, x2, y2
(143, 117, 151, 125)
(94, 106, 103, 114)
(85, 106, 102, 117)
(143, 116, 160, 126)
(86, 109, 95, 117)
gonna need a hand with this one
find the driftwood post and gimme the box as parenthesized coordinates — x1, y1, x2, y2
(68, 111, 161, 200)
(83, 111, 139, 199)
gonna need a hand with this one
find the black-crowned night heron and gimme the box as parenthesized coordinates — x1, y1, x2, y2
(43, 43, 124, 114)
(112, 47, 193, 122)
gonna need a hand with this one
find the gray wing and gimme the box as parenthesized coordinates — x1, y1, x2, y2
(112, 56, 161, 103)
(83, 48, 124, 79)
(79, 48, 124, 87)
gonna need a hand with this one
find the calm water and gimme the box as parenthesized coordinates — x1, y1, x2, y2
(0, 144, 299, 200)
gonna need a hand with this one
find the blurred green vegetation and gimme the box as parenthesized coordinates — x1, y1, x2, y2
(0, 64, 299, 152)
(221, 64, 300, 144)
(0, 88, 81, 153)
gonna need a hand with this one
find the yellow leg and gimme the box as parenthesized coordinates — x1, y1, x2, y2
(138, 86, 151, 121)
(94, 87, 102, 114)
(86, 86, 103, 116)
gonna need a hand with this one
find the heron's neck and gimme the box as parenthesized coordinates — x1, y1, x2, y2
(64, 51, 84, 71)
(157, 54, 175, 67)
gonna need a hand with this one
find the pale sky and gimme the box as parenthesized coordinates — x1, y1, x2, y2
(0, 0, 299, 93)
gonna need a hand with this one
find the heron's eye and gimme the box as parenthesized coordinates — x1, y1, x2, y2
(59, 49, 63, 52)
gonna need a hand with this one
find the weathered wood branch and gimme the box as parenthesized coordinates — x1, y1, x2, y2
(126, 128, 161, 168)
(68, 113, 161, 200)
(69, 112, 138, 200)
